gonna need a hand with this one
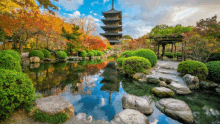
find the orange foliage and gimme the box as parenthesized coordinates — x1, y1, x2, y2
(83, 35, 106, 51)
(95, 62, 107, 70)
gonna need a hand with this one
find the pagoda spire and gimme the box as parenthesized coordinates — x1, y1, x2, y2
(112, 0, 114, 10)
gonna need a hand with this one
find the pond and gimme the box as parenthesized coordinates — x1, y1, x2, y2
(22, 59, 220, 124)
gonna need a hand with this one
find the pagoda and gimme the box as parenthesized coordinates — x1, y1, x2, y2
(100, 0, 122, 45)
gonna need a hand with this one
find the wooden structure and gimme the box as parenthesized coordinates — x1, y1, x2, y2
(100, 0, 122, 45)
(148, 35, 186, 61)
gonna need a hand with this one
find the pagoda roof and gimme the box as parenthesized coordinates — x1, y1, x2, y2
(101, 26, 122, 31)
(100, 33, 122, 36)
(102, 9, 122, 14)
(101, 19, 122, 25)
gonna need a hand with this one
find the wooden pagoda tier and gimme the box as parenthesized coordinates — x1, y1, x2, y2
(100, 0, 123, 45)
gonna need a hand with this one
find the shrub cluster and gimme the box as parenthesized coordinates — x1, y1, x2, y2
(120, 51, 133, 58)
(88, 52, 94, 57)
(0, 69, 35, 120)
(206, 61, 220, 83)
(177, 60, 208, 80)
(122, 57, 151, 76)
(56, 51, 67, 59)
(0, 52, 22, 72)
(29, 50, 44, 60)
(91, 50, 98, 56)
(133, 49, 157, 67)
(79, 50, 87, 57)
(40, 49, 51, 58)
(1, 50, 21, 62)
(117, 58, 125, 67)
(97, 51, 103, 56)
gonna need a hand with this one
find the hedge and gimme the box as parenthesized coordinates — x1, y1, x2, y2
(0, 69, 35, 120)
(120, 51, 133, 58)
(0, 50, 21, 62)
(177, 60, 208, 80)
(29, 50, 44, 60)
(0, 52, 22, 72)
(122, 57, 151, 76)
(206, 61, 220, 83)
(40, 49, 51, 58)
(79, 50, 87, 57)
(133, 49, 157, 67)
(56, 51, 67, 59)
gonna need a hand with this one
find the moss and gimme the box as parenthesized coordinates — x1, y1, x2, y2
(153, 88, 174, 97)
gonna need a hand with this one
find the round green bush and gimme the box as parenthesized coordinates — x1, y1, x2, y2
(91, 50, 98, 56)
(206, 61, 220, 83)
(97, 51, 102, 56)
(1, 50, 21, 62)
(79, 50, 87, 57)
(88, 52, 94, 57)
(56, 51, 67, 59)
(122, 57, 151, 76)
(0, 52, 21, 72)
(133, 49, 157, 67)
(0, 69, 35, 120)
(29, 50, 44, 60)
(117, 58, 125, 67)
(40, 49, 50, 58)
(177, 60, 208, 80)
(120, 51, 133, 58)
(165, 52, 174, 58)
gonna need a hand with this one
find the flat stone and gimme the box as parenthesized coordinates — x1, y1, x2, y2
(111, 109, 149, 124)
(152, 87, 175, 97)
(122, 94, 153, 115)
(156, 98, 194, 124)
(182, 74, 199, 89)
(35, 95, 74, 117)
(167, 82, 192, 95)
(147, 76, 160, 84)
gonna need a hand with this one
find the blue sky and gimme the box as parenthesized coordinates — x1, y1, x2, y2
(39, 0, 220, 39)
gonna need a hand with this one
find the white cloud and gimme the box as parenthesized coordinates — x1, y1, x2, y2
(94, 13, 97, 16)
(68, 11, 81, 18)
(55, 0, 84, 11)
(88, 15, 100, 22)
(90, 10, 93, 13)
(173, 7, 199, 22)
(103, 0, 110, 4)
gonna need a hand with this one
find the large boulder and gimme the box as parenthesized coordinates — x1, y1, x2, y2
(152, 87, 175, 97)
(156, 98, 194, 124)
(147, 76, 160, 84)
(167, 82, 192, 95)
(159, 81, 167, 87)
(111, 109, 149, 124)
(35, 95, 74, 117)
(30, 57, 40, 63)
(182, 74, 199, 89)
(133, 73, 146, 80)
(122, 94, 153, 115)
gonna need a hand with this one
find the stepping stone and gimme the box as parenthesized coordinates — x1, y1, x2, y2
(167, 82, 192, 95)
(35, 95, 74, 117)
(152, 87, 174, 97)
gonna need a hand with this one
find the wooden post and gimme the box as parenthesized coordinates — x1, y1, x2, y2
(162, 44, 165, 60)
(182, 42, 184, 61)
(184, 41, 186, 61)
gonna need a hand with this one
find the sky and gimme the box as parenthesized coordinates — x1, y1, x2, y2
(42, 0, 220, 39)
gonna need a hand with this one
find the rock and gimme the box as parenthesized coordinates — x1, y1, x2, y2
(159, 63, 175, 69)
(111, 109, 149, 124)
(30, 57, 40, 63)
(160, 81, 167, 87)
(133, 73, 146, 80)
(44, 58, 51, 62)
(87, 115, 93, 123)
(35, 95, 74, 117)
(159, 77, 166, 81)
(30, 63, 40, 69)
(182, 74, 199, 89)
(156, 98, 194, 124)
(22, 59, 30, 66)
(122, 94, 153, 115)
(167, 82, 192, 95)
(152, 87, 175, 97)
(199, 80, 219, 90)
(147, 76, 160, 84)
(76, 113, 87, 120)
(165, 79, 172, 85)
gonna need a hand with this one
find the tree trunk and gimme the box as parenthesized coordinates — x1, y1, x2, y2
(19, 40, 23, 54)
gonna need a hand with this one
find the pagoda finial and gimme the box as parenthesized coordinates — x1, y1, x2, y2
(112, 0, 114, 10)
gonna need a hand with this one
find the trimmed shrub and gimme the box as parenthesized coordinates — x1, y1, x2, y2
(0, 69, 35, 120)
(56, 51, 67, 59)
(0, 52, 21, 72)
(120, 51, 133, 58)
(1, 50, 21, 62)
(97, 51, 102, 56)
(165, 52, 174, 58)
(207, 53, 220, 61)
(117, 58, 125, 67)
(133, 49, 157, 67)
(40, 49, 50, 58)
(206, 61, 220, 83)
(88, 52, 94, 57)
(79, 50, 87, 57)
(122, 57, 151, 76)
(29, 50, 44, 60)
(91, 50, 97, 56)
(177, 60, 208, 80)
